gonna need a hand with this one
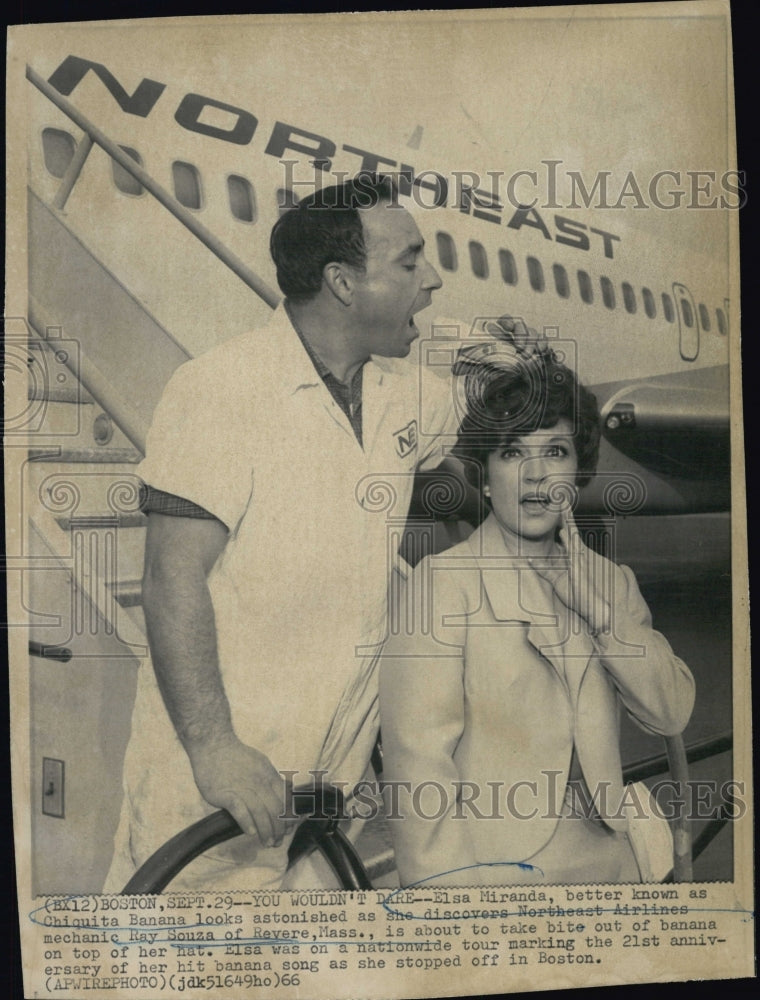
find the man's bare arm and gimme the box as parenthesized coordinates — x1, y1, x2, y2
(142, 513, 289, 846)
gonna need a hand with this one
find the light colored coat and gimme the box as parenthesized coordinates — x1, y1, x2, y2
(379, 513, 695, 887)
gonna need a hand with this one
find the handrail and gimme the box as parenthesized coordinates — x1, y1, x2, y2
(623, 730, 734, 883)
(52, 133, 93, 210)
(120, 784, 374, 894)
(29, 640, 72, 663)
(664, 734, 692, 882)
(622, 731, 732, 784)
(26, 64, 281, 311)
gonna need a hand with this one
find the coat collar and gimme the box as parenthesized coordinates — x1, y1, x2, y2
(464, 513, 553, 624)
(465, 513, 595, 697)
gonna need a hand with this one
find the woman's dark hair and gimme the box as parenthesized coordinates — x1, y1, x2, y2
(270, 173, 398, 302)
(452, 349, 601, 489)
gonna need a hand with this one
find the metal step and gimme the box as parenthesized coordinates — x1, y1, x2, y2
(26, 352, 141, 455)
(29, 446, 142, 463)
(28, 385, 93, 404)
(111, 579, 143, 609)
(56, 510, 146, 530)
(27, 404, 141, 455)
(22, 324, 141, 460)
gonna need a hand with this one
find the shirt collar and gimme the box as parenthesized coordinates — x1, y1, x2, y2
(284, 300, 334, 383)
(283, 299, 368, 392)
(257, 302, 323, 393)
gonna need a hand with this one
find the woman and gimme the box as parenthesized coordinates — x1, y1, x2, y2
(379, 332, 695, 887)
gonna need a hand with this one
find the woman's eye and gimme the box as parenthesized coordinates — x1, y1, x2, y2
(500, 448, 521, 458)
(546, 445, 568, 457)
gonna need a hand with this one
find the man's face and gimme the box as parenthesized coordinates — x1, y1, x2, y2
(350, 202, 443, 358)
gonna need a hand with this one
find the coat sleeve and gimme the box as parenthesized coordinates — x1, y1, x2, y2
(379, 559, 484, 887)
(596, 562, 696, 736)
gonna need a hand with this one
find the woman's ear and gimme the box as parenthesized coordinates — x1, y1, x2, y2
(480, 459, 492, 501)
(322, 261, 355, 306)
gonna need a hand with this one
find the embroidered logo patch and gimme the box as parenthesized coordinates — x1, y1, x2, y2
(393, 420, 418, 458)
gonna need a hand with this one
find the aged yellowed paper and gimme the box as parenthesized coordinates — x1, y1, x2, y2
(6, 3, 752, 997)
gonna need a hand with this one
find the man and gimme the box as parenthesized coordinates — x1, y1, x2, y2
(105, 174, 463, 891)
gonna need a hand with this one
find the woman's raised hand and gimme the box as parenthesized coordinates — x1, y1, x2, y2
(530, 508, 612, 638)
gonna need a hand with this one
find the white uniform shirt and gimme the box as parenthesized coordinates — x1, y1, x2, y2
(108, 305, 460, 888)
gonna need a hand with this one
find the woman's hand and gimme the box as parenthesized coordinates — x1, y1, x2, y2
(529, 509, 612, 638)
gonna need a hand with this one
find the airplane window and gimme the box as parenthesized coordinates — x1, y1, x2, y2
(679, 297, 694, 328)
(227, 175, 257, 223)
(499, 249, 517, 285)
(112, 146, 144, 196)
(622, 282, 637, 314)
(577, 270, 594, 304)
(553, 264, 570, 298)
(436, 232, 458, 272)
(276, 187, 300, 217)
(642, 287, 656, 319)
(600, 276, 616, 309)
(469, 241, 489, 279)
(698, 304, 711, 331)
(172, 161, 203, 210)
(41, 127, 76, 179)
(716, 308, 727, 335)
(662, 293, 675, 322)
(527, 256, 545, 292)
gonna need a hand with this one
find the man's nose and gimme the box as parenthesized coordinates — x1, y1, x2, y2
(422, 259, 443, 291)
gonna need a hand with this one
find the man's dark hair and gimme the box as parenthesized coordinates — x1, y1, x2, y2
(452, 351, 601, 489)
(269, 173, 399, 301)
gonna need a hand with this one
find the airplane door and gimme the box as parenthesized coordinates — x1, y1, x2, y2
(672, 282, 700, 361)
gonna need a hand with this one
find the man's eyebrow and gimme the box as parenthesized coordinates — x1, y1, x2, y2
(396, 240, 425, 260)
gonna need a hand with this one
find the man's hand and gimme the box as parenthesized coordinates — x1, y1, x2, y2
(484, 315, 539, 352)
(529, 508, 612, 638)
(187, 733, 294, 847)
(452, 315, 551, 378)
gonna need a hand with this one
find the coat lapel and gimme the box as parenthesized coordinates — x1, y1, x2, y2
(467, 515, 564, 684)
(468, 514, 596, 696)
(466, 515, 629, 833)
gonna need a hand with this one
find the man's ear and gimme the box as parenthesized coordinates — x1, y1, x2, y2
(323, 261, 356, 306)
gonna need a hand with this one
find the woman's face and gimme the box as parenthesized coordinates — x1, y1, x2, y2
(486, 417, 579, 552)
